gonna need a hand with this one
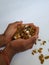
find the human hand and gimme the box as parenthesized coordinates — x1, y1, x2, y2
(3, 23, 39, 62)
(10, 37, 38, 53)
(3, 21, 22, 45)
(10, 24, 39, 53)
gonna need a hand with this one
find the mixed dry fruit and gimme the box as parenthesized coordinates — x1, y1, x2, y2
(13, 24, 36, 40)
(32, 39, 49, 64)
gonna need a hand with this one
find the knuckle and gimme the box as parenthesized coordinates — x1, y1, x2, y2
(9, 23, 12, 26)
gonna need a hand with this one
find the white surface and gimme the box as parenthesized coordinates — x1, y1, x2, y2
(0, 0, 49, 65)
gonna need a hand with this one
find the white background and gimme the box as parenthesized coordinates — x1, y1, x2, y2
(0, 0, 49, 65)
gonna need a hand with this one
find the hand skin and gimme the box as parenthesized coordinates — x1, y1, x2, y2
(0, 34, 5, 47)
(3, 35, 38, 63)
(0, 22, 39, 65)
(3, 23, 39, 63)
(0, 21, 22, 47)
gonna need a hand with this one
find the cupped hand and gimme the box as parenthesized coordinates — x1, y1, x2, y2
(10, 36, 37, 53)
(10, 24, 39, 53)
(3, 21, 22, 44)
(3, 22, 39, 61)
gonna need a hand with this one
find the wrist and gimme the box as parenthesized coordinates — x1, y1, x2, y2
(3, 43, 16, 62)
(0, 33, 10, 46)
(0, 34, 6, 47)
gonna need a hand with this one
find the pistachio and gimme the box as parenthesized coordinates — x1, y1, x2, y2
(13, 24, 35, 40)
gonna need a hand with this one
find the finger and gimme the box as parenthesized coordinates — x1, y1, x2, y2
(23, 23, 34, 26)
(35, 27, 39, 35)
(11, 28, 17, 37)
(31, 36, 38, 44)
(14, 21, 23, 23)
(25, 43, 33, 50)
(24, 36, 37, 47)
(11, 39, 25, 47)
(11, 21, 23, 27)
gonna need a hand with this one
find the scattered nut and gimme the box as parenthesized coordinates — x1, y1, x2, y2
(32, 49, 37, 55)
(38, 48, 43, 53)
(43, 41, 46, 44)
(33, 49, 37, 53)
(32, 39, 49, 64)
(38, 39, 41, 41)
(41, 41, 46, 45)
(45, 56, 49, 59)
(39, 54, 44, 64)
(32, 52, 34, 55)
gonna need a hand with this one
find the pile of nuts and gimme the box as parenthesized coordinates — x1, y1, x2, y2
(13, 24, 36, 40)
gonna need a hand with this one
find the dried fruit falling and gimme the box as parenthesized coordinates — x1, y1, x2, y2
(32, 39, 49, 64)
(38, 39, 41, 41)
(32, 48, 43, 55)
(41, 41, 46, 45)
(38, 48, 43, 53)
(32, 49, 37, 55)
(39, 54, 44, 64)
(45, 56, 49, 59)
